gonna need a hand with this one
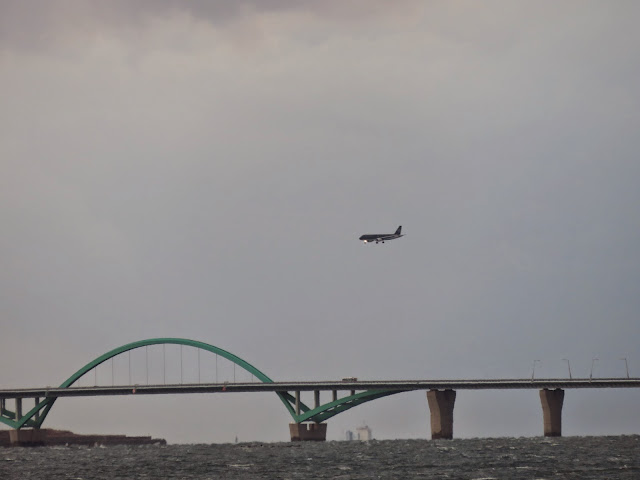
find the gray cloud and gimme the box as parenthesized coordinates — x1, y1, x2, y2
(0, 0, 420, 53)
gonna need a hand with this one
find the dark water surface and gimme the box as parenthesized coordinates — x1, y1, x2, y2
(1, 436, 639, 479)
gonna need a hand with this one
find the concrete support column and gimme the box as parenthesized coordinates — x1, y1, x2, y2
(15, 399, 22, 421)
(9, 429, 47, 446)
(289, 423, 327, 441)
(295, 391, 300, 416)
(426, 389, 456, 439)
(35, 398, 40, 422)
(539, 388, 564, 437)
(314, 390, 320, 409)
(332, 390, 337, 402)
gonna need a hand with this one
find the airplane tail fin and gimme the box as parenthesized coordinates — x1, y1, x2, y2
(395, 226, 402, 235)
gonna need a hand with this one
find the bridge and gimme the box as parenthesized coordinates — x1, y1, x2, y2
(1, 338, 638, 445)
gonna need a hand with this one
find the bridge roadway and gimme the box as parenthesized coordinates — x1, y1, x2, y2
(1, 378, 638, 398)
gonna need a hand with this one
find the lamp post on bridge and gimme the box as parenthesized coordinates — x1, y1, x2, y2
(621, 358, 630, 379)
(531, 360, 541, 380)
(562, 359, 572, 379)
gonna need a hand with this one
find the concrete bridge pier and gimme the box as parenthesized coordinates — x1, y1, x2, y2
(289, 423, 327, 441)
(9, 429, 47, 446)
(289, 390, 327, 441)
(540, 388, 564, 437)
(426, 389, 456, 439)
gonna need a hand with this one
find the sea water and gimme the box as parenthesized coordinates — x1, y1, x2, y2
(1, 435, 639, 479)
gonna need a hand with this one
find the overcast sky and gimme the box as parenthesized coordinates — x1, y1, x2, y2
(2, 0, 639, 443)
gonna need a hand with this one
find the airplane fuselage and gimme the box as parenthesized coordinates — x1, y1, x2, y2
(359, 226, 404, 244)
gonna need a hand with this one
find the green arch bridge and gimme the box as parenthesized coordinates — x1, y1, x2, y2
(0, 338, 400, 441)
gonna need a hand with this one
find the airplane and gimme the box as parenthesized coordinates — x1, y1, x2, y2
(359, 226, 404, 244)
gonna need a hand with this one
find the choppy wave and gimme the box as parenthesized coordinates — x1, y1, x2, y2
(1, 435, 639, 479)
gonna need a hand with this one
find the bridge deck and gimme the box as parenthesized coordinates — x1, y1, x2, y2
(1, 378, 639, 398)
